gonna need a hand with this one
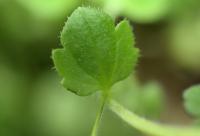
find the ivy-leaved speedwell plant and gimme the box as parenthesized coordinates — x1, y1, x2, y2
(52, 7, 200, 136)
(52, 7, 139, 136)
(52, 7, 139, 96)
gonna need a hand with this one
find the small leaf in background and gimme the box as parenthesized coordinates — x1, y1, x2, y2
(16, 0, 81, 20)
(111, 76, 164, 119)
(122, 0, 171, 23)
(141, 81, 164, 118)
(168, 16, 200, 72)
(97, 0, 171, 23)
(52, 7, 139, 96)
(183, 85, 200, 117)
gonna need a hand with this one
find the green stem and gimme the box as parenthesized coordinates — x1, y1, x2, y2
(109, 99, 200, 136)
(91, 93, 108, 136)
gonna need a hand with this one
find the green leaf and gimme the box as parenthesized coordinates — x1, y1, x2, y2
(52, 49, 100, 96)
(183, 85, 200, 117)
(52, 7, 139, 96)
(112, 21, 139, 83)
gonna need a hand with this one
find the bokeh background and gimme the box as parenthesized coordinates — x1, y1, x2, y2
(0, 0, 200, 136)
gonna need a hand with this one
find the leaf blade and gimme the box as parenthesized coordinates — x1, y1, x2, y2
(112, 20, 139, 83)
(52, 7, 139, 95)
(61, 7, 117, 89)
(52, 49, 100, 96)
(184, 85, 200, 117)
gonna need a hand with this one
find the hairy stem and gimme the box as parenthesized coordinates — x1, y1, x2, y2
(109, 99, 200, 136)
(91, 93, 108, 136)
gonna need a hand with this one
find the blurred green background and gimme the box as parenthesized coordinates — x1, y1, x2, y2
(0, 0, 200, 136)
